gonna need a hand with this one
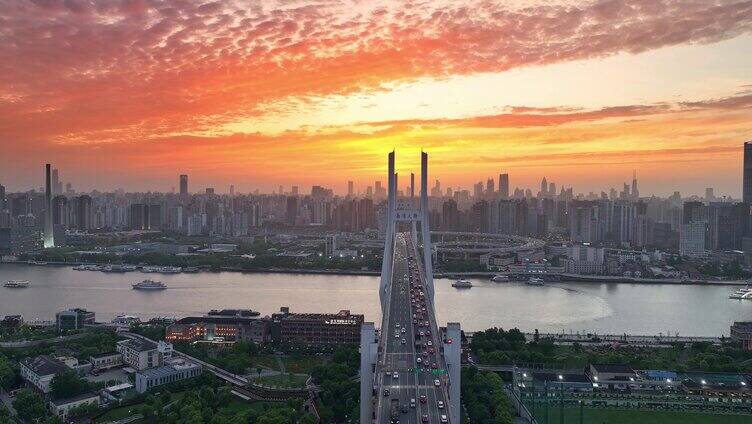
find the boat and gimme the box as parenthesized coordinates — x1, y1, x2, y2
(158, 266, 182, 274)
(132, 279, 167, 290)
(182, 267, 199, 273)
(451, 279, 473, 289)
(730, 287, 752, 299)
(4, 280, 30, 288)
(491, 274, 510, 282)
(112, 314, 141, 325)
(526, 277, 545, 286)
(101, 265, 129, 273)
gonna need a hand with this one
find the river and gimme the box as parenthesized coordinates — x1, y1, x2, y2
(0, 264, 749, 337)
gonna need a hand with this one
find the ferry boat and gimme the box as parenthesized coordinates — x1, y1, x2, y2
(101, 265, 130, 273)
(491, 274, 510, 282)
(451, 279, 473, 289)
(730, 287, 752, 300)
(132, 279, 167, 290)
(4, 280, 30, 288)
(112, 314, 141, 325)
(526, 277, 545, 286)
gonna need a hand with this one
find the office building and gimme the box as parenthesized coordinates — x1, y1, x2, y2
(44, 164, 54, 248)
(745, 142, 752, 204)
(271, 307, 363, 347)
(347, 180, 354, 197)
(566, 244, 605, 274)
(116, 339, 162, 371)
(135, 358, 201, 393)
(680, 221, 707, 257)
(20, 355, 69, 394)
(179, 174, 188, 195)
(89, 352, 123, 371)
(56, 308, 95, 332)
(498, 174, 509, 199)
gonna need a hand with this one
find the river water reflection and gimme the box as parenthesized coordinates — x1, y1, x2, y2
(0, 264, 749, 336)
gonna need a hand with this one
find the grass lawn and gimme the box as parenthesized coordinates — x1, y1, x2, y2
(94, 403, 144, 423)
(249, 355, 279, 371)
(254, 373, 309, 389)
(281, 355, 327, 373)
(531, 407, 752, 424)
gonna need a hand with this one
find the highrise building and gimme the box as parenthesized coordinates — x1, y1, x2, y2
(486, 178, 494, 195)
(499, 174, 509, 199)
(179, 174, 188, 195)
(44, 164, 54, 248)
(0, 183, 5, 210)
(745, 142, 752, 204)
(541, 177, 548, 196)
(347, 181, 354, 197)
(230, 185, 235, 196)
(631, 170, 639, 199)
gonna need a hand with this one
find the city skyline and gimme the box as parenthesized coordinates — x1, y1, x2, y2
(1, 1, 751, 195)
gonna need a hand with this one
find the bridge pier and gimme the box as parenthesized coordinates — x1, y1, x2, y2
(360, 322, 378, 423)
(444, 322, 462, 424)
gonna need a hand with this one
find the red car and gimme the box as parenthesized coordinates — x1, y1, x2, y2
(420, 395, 427, 404)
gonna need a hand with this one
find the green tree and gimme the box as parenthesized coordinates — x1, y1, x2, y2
(50, 369, 91, 400)
(0, 355, 16, 390)
(13, 389, 48, 422)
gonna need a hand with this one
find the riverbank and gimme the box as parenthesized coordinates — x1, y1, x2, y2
(3, 260, 748, 285)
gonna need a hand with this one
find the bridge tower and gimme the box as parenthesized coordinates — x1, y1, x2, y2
(360, 151, 460, 424)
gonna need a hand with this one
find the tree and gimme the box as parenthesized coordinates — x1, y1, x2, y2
(0, 356, 16, 390)
(13, 389, 48, 422)
(50, 369, 91, 400)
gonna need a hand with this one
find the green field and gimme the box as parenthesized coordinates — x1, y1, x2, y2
(282, 355, 327, 373)
(530, 407, 752, 424)
(253, 373, 309, 388)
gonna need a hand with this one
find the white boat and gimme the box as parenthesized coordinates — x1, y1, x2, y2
(101, 265, 129, 273)
(112, 314, 141, 325)
(132, 279, 167, 290)
(526, 277, 545, 286)
(4, 280, 30, 288)
(452, 279, 473, 288)
(158, 266, 182, 274)
(730, 287, 752, 299)
(491, 274, 510, 282)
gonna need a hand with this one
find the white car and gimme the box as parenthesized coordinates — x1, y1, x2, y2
(393, 371, 399, 379)
(395, 333, 400, 339)
(401, 338, 406, 344)
(440, 415, 448, 423)
(437, 401, 444, 409)
(401, 328, 406, 333)
(434, 379, 441, 387)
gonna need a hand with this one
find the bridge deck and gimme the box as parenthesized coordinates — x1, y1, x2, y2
(375, 233, 451, 424)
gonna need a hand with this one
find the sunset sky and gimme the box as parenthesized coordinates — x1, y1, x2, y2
(1, 0, 751, 196)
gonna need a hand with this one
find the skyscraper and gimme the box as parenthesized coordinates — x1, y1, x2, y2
(499, 174, 509, 199)
(43, 164, 55, 247)
(631, 170, 639, 199)
(179, 174, 188, 195)
(744, 142, 752, 204)
(541, 177, 548, 196)
(347, 180, 354, 197)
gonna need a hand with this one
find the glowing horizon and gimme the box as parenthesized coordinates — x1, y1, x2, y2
(1, 0, 751, 197)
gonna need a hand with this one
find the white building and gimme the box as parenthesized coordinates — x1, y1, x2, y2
(20, 355, 69, 394)
(89, 352, 123, 371)
(49, 392, 99, 419)
(680, 221, 707, 257)
(566, 244, 605, 275)
(116, 339, 162, 371)
(134, 359, 202, 393)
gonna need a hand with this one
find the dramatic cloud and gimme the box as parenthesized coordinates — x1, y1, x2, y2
(1, 0, 752, 142)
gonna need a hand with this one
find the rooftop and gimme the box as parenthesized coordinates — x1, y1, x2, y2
(50, 391, 99, 406)
(21, 355, 68, 376)
(118, 338, 157, 352)
(590, 363, 635, 374)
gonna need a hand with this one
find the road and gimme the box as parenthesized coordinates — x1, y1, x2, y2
(376, 233, 451, 424)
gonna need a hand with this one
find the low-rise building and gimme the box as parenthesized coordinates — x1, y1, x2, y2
(20, 355, 69, 394)
(89, 352, 123, 371)
(55, 308, 95, 332)
(134, 359, 202, 393)
(166, 315, 268, 344)
(49, 392, 99, 419)
(270, 307, 363, 347)
(730, 321, 752, 351)
(116, 339, 161, 371)
(587, 364, 638, 390)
